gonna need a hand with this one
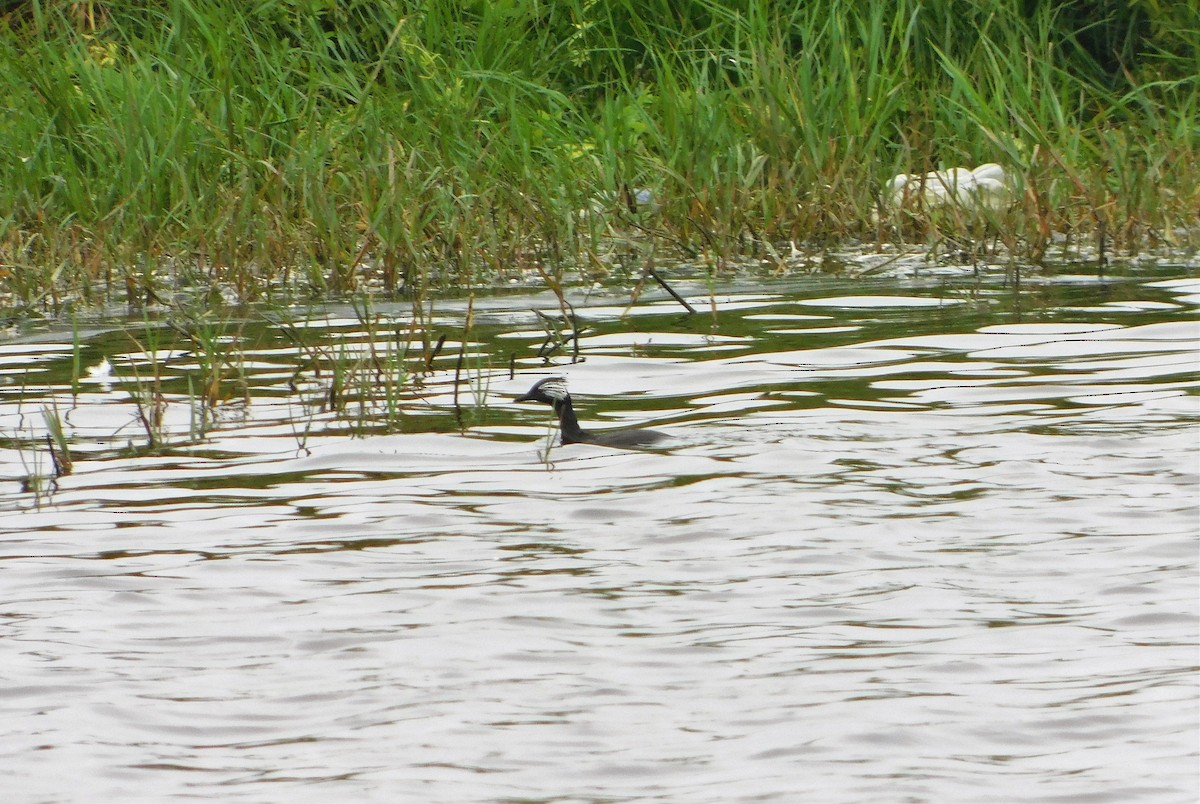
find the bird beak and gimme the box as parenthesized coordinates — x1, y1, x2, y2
(514, 391, 534, 403)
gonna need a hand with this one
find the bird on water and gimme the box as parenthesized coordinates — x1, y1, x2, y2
(515, 377, 668, 449)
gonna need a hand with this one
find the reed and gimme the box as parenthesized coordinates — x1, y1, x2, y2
(169, 307, 250, 437)
(0, 1, 1194, 315)
(41, 402, 73, 477)
(274, 295, 424, 436)
(121, 315, 170, 450)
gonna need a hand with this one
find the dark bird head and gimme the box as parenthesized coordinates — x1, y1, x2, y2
(514, 376, 570, 406)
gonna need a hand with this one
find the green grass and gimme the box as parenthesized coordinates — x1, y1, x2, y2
(0, 0, 1196, 316)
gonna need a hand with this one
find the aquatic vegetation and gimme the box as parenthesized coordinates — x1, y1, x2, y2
(0, 1, 1193, 317)
(0, 0, 1193, 470)
(168, 308, 250, 439)
(274, 297, 424, 436)
(40, 402, 72, 477)
(120, 319, 171, 451)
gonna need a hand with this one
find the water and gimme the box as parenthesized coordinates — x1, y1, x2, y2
(2, 266, 1198, 802)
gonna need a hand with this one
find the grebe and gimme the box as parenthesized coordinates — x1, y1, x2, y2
(515, 377, 668, 448)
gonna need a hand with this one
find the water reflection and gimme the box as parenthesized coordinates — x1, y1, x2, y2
(1, 268, 1197, 801)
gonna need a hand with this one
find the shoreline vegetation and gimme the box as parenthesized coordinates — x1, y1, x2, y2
(0, 0, 1197, 317)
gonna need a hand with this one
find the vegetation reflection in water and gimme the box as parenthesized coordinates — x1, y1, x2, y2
(0, 266, 1197, 801)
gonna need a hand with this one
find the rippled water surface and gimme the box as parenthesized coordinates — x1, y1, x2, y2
(2, 267, 1198, 802)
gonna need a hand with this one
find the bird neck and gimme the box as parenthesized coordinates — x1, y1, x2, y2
(552, 395, 589, 443)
